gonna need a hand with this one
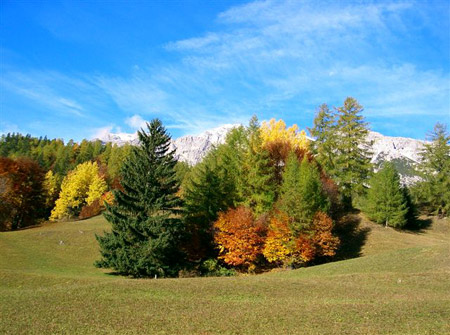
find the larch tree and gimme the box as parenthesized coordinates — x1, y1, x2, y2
(364, 162, 408, 228)
(308, 103, 337, 176)
(96, 119, 185, 278)
(333, 97, 372, 208)
(416, 123, 450, 217)
(241, 116, 276, 216)
(278, 153, 329, 233)
(50, 161, 107, 220)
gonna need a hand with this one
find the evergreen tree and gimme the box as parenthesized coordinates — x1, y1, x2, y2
(183, 152, 233, 260)
(241, 116, 276, 216)
(96, 119, 184, 278)
(334, 97, 372, 207)
(364, 162, 408, 228)
(279, 153, 329, 233)
(308, 103, 337, 176)
(416, 123, 450, 216)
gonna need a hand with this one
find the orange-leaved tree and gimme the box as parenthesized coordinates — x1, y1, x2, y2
(214, 206, 267, 270)
(263, 210, 339, 267)
(311, 211, 340, 257)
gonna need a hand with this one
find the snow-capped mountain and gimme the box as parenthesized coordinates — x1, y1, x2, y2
(95, 124, 239, 166)
(368, 131, 426, 184)
(95, 125, 426, 184)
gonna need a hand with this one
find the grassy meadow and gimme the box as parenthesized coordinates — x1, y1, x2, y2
(1, 214, 449, 334)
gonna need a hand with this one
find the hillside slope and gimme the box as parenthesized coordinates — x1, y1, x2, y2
(0, 215, 449, 334)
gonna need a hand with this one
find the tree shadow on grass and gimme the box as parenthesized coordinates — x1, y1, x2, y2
(403, 216, 433, 233)
(333, 210, 371, 260)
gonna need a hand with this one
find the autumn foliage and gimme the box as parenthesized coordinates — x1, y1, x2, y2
(262, 210, 292, 264)
(263, 210, 339, 266)
(51, 161, 107, 220)
(0, 157, 46, 230)
(214, 206, 267, 269)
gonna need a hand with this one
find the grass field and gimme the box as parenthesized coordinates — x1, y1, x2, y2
(1, 214, 449, 334)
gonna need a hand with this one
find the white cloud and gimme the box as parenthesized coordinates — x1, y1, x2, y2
(90, 125, 114, 140)
(2, 0, 448, 140)
(125, 114, 147, 130)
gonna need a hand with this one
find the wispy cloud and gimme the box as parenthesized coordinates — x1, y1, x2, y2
(2, 0, 448, 140)
(1, 71, 88, 117)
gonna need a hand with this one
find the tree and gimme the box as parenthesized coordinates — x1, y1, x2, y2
(50, 161, 107, 220)
(183, 128, 247, 261)
(0, 157, 46, 230)
(308, 103, 337, 176)
(262, 210, 292, 265)
(213, 206, 266, 270)
(43, 170, 61, 217)
(241, 116, 276, 216)
(183, 152, 234, 261)
(334, 97, 372, 207)
(260, 118, 310, 184)
(364, 162, 408, 228)
(262, 210, 339, 267)
(96, 119, 184, 278)
(310, 211, 340, 258)
(416, 123, 450, 216)
(278, 153, 329, 233)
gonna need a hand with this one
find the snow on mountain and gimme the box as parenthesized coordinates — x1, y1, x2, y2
(94, 124, 240, 166)
(368, 131, 425, 164)
(368, 131, 426, 185)
(168, 124, 239, 165)
(95, 125, 426, 184)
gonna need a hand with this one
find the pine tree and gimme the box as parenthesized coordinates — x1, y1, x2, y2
(334, 97, 372, 208)
(95, 119, 184, 278)
(416, 123, 450, 216)
(364, 162, 408, 228)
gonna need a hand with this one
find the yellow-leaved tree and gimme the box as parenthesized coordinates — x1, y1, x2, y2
(50, 161, 107, 220)
(260, 119, 310, 184)
(260, 119, 309, 152)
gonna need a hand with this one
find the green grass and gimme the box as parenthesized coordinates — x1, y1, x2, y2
(1, 215, 449, 334)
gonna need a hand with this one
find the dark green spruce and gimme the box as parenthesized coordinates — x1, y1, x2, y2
(95, 119, 184, 278)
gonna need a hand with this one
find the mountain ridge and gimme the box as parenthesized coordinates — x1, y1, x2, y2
(95, 124, 426, 184)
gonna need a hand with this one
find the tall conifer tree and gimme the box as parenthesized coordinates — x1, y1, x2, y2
(364, 162, 408, 228)
(279, 153, 329, 233)
(308, 103, 337, 176)
(334, 97, 372, 207)
(241, 116, 276, 216)
(416, 123, 450, 216)
(95, 119, 184, 278)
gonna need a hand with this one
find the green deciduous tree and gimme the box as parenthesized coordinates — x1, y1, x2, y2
(364, 162, 408, 228)
(96, 119, 185, 278)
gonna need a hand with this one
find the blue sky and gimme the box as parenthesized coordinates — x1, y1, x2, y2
(1, 0, 449, 141)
